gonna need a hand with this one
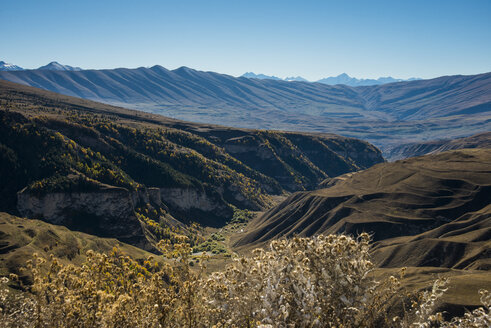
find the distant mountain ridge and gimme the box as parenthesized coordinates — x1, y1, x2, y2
(38, 61, 82, 71)
(0, 60, 81, 71)
(241, 72, 282, 80)
(0, 66, 490, 155)
(316, 73, 420, 86)
(241, 71, 420, 86)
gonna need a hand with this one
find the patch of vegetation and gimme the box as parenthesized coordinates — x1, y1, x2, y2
(26, 174, 103, 194)
(192, 232, 227, 254)
(230, 208, 255, 225)
(223, 207, 256, 232)
(135, 204, 205, 248)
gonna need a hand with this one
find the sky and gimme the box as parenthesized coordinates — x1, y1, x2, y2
(1, 0, 491, 80)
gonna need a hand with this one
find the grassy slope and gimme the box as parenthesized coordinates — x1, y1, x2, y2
(235, 149, 491, 249)
(0, 213, 158, 282)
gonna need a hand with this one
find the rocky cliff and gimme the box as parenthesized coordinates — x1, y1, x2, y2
(17, 186, 152, 250)
(159, 187, 234, 227)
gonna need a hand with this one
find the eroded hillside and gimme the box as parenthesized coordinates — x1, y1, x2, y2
(235, 149, 491, 271)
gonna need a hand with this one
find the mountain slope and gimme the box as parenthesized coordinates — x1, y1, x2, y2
(371, 204, 491, 270)
(1, 68, 490, 152)
(355, 73, 491, 120)
(234, 149, 491, 270)
(0, 80, 382, 248)
(385, 132, 491, 161)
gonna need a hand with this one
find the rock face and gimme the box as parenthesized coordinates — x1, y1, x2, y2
(160, 188, 221, 212)
(17, 187, 151, 250)
(16, 185, 235, 248)
(159, 188, 234, 227)
(147, 187, 163, 207)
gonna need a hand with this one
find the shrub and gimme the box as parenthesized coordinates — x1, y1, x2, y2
(0, 234, 489, 327)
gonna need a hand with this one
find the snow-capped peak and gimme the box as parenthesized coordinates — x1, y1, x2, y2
(0, 61, 24, 71)
(284, 76, 309, 82)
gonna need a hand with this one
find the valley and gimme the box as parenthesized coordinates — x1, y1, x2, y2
(0, 80, 382, 252)
(0, 78, 489, 324)
(2, 1, 491, 325)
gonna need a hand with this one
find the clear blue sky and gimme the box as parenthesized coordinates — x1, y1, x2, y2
(2, 0, 490, 80)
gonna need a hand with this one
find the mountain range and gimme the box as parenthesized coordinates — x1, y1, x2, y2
(1, 63, 417, 86)
(241, 72, 420, 86)
(1, 65, 489, 157)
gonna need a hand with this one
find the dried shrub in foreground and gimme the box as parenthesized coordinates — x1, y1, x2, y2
(0, 234, 489, 327)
